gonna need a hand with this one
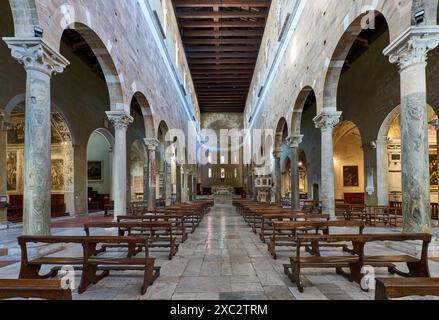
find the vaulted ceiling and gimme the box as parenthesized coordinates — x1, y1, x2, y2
(172, 0, 271, 113)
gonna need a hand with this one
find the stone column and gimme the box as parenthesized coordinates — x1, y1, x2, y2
(4, 38, 69, 235)
(252, 169, 257, 201)
(176, 162, 182, 204)
(376, 138, 390, 206)
(432, 120, 439, 207)
(273, 152, 282, 205)
(165, 163, 172, 206)
(287, 134, 303, 210)
(144, 138, 159, 211)
(0, 112, 8, 223)
(384, 27, 439, 233)
(143, 164, 149, 202)
(106, 111, 133, 219)
(314, 110, 342, 219)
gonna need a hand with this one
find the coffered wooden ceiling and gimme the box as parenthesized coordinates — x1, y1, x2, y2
(172, 0, 271, 113)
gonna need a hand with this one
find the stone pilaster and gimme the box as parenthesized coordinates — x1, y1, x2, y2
(165, 163, 172, 206)
(3, 38, 69, 235)
(376, 138, 390, 206)
(106, 111, 133, 219)
(273, 151, 282, 205)
(287, 134, 303, 210)
(0, 111, 8, 223)
(384, 26, 439, 233)
(144, 138, 159, 211)
(176, 162, 182, 204)
(314, 110, 342, 219)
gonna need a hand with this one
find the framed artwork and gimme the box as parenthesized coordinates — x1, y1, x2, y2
(88, 161, 103, 181)
(7, 151, 17, 191)
(343, 166, 359, 187)
(429, 154, 438, 187)
(51, 159, 64, 191)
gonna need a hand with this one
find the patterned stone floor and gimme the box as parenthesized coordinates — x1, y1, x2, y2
(1, 204, 439, 300)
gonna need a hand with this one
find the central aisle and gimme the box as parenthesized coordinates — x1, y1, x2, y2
(142, 204, 295, 300)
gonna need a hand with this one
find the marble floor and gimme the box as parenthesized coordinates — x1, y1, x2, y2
(1, 204, 439, 300)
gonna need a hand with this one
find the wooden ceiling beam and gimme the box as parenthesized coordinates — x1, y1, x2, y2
(176, 11, 268, 19)
(183, 38, 261, 45)
(174, 0, 270, 8)
(179, 21, 265, 28)
(181, 30, 263, 37)
(185, 46, 259, 52)
(187, 52, 258, 58)
(189, 58, 256, 64)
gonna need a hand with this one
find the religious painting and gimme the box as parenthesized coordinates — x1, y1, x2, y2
(7, 151, 17, 191)
(51, 159, 64, 191)
(88, 161, 103, 181)
(343, 166, 359, 187)
(7, 114, 25, 144)
(429, 154, 438, 187)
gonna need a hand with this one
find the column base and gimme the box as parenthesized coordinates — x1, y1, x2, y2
(0, 222, 9, 230)
(6, 242, 65, 259)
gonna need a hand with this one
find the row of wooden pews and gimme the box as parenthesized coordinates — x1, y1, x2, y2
(0, 200, 213, 300)
(233, 199, 439, 300)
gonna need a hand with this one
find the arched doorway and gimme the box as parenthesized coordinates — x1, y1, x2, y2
(129, 140, 147, 202)
(377, 105, 438, 204)
(5, 101, 74, 222)
(86, 129, 114, 213)
(333, 121, 365, 204)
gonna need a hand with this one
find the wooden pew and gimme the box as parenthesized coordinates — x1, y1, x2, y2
(284, 233, 431, 293)
(259, 213, 330, 243)
(18, 236, 160, 295)
(269, 220, 364, 259)
(84, 222, 178, 260)
(117, 215, 187, 243)
(375, 278, 439, 300)
(0, 279, 72, 300)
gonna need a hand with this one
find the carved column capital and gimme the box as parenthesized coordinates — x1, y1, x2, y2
(313, 110, 342, 131)
(384, 26, 439, 71)
(106, 110, 133, 131)
(3, 37, 69, 76)
(286, 134, 304, 149)
(143, 138, 159, 151)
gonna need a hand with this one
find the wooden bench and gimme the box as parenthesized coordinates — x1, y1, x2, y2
(0, 279, 72, 300)
(117, 215, 187, 243)
(84, 222, 178, 260)
(375, 278, 439, 300)
(284, 233, 431, 293)
(18, 236, 160, 295)
(259, 213, 330, 243)
(269, 221, 364, 260)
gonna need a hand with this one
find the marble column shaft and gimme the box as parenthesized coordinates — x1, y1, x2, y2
(273, 153, 281, 205)
(176, 163, 182, 204)
(376, 139, 390, 206)
(384, 27, 439, 233)
(107, 111, 133, 219)
(4, 38, 69, 235)
(0, 113, 7, 223)
(314, 110, 342, 219)
(287, 135, 303, 210)
(144, 138, 159, 211)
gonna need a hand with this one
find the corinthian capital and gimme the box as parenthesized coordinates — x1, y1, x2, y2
(383, 26, 439, 71)
(3, 37, 70, 76)
(144, 138, 159, 151)
(313, 110, 342, 131)
(106, 110, 133, 131)
(286, 134, 304, 149)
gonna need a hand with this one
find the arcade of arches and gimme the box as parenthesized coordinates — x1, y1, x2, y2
(2, 0, 439, 301)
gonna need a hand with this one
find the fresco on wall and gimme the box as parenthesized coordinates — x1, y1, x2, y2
(51, 159, 65, 191)
(88, 161, 103, 181)
(343, 166, 359, 187)
(7, 151, 17, 191)
(7, 112, 67, 144)
(429, 154, 438, 187)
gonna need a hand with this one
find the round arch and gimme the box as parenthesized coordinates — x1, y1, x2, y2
(131, 92, 155, 139)
(274, 117, 288, 153)
(323, 11, 390, 112)
(57, 20, 125, 112)
(8, 0, 38, 37)
(291, 86, 317, 135)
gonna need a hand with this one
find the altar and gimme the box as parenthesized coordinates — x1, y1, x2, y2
(212, 186, 234, 205)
